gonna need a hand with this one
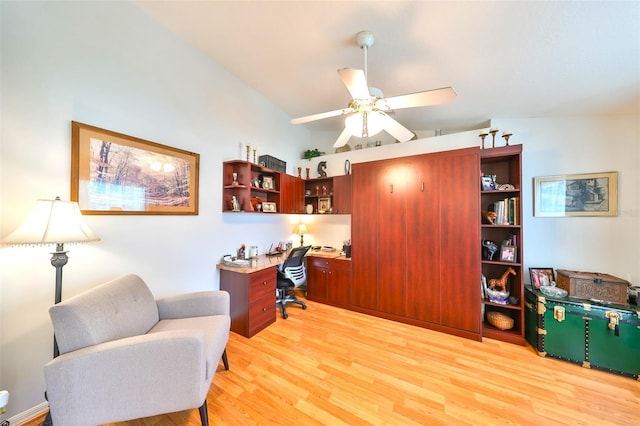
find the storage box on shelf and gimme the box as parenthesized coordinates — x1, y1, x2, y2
(480, 144, 525, 345)
(222, 160, 281, 213)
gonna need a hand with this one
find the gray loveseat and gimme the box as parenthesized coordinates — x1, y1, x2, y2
(43, 274, 230, 425)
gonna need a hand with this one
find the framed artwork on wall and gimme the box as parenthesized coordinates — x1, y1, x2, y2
(533, 172, 617, 217)
(71, 121, 199, 215)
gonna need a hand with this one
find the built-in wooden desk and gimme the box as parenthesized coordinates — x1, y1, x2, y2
(217, 253, 286, 338)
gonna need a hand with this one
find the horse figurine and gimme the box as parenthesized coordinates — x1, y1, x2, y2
(488, 267, 516, 292)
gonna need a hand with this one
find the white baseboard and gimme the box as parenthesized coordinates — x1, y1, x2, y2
(8, 402, 48, 425)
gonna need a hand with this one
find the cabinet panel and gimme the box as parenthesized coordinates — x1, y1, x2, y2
(281, 174, 304, 214)
(307, 257, 351, 307)
(332, 175, 352, 214)
(405, 157, 441, 323)
(438, 150, 481, 333)
(377, 160, 408, 316)
(351, 164, 378, 309)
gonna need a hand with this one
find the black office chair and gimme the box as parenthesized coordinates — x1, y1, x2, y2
(276, 245, 311, 319)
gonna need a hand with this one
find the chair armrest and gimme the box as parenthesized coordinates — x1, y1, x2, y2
(157, 290, 230, 320)
(44, 330, 209, 424)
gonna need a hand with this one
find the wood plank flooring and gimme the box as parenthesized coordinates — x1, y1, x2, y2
(23, 297, 639, 425)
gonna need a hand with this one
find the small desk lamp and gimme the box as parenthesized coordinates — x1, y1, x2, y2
(296, 223, 308, 247)
(2, 197, 100, 356)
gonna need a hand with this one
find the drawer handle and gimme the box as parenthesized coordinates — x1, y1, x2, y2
(262, 281, 267, 285)
(262, 307, 267, 312)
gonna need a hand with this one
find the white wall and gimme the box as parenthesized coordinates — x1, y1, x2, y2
(0, 1, 309, 419)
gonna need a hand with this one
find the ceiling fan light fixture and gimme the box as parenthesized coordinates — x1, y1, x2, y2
(345, 111, 384, 138)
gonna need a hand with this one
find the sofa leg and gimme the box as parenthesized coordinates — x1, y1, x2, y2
(199, 400, 209, 426)
(222, 349, 229, 370)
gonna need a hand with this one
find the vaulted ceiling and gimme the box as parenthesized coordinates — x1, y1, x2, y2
(135, 1, 639, 134)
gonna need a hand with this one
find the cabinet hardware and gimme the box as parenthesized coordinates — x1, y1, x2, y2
(390, 183, 393, 193)
(553, 305, 565, 322)
(421, 181, 425, 192)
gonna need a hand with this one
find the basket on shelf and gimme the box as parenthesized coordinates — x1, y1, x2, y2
(486, 311, 514, 330)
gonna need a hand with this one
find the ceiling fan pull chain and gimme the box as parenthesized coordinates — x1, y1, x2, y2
(363, 44, 368, 82)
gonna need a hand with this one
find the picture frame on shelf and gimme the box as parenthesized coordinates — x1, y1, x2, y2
(481, 175, 496, 191)
(500, 245, 517, 262)
(262, 202, 277, 213)
(71, 121, 199, 215)
(533, 171, 617, 217)
(262, 176, 275, 190)
(318, 197, 331, 213)
(529, 267, 555, 289)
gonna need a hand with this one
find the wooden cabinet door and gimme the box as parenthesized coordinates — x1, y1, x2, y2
(438, 148, 481, 333)
(307, 258, 328, 303)
(326, 260, 351, 308)
(281, 174, 304, 214)
(376, 159, 408, 316)
(405, 156, 441, 323)
(351, 163, 378, 310)
(332, 175, 352, 214)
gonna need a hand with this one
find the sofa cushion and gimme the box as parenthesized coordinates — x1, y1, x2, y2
(49, 274, 160, 354)
(148, 315, 230, 381)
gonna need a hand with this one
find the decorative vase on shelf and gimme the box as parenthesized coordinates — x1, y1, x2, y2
(306, 204, 313, 214)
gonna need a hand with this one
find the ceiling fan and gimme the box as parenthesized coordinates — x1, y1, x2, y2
(291, 30, 457, 148)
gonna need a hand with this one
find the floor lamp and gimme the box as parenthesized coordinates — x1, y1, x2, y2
(2, 197, 100, 423)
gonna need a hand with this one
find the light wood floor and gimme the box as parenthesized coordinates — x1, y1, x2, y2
(24, 297, 639, 425)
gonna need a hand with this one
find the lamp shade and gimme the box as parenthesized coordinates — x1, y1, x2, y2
(296, 223, 308, 235)
(2, 197, 100, 246)
(345, 111, 384, 138)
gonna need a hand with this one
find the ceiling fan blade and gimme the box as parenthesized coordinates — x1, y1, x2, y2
(333, 127, 352, 148)
(291, 107, 353, 125)
(378, 112, 415, 142)
(338, 68, 370, 100)
(379, 87, 457, 110)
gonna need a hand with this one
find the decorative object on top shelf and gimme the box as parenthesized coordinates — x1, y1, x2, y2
(489, 127, 498, 148)
(344, 159, 351, 175)
(482, 240, 498, 260)
(304, 149, 325, 160)
(534, 171, 618, 217)
(317, 161, 327, 177)
(298, 167, 302, 178)
(529, 267, 555, 289)
(232, 172, 239, 186)
(258, 155, 286, 173)
(245, 145, 250, 162)
(502, 131, 513, 145)
(479, 130, 488, 149)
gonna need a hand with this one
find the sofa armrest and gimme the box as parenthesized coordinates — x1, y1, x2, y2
(44, 330, 209, 425)
(157, 290, 230, 320)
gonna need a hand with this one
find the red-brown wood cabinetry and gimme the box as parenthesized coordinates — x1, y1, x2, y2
(307, 256, 351, 308)
(351, 147, 481, 340)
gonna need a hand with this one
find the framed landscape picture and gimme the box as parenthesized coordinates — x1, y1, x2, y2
(71, 121, 199, 215)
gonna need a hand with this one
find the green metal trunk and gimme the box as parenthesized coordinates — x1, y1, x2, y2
(525, 288, 640, 379)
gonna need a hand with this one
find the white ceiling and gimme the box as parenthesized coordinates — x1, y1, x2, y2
(135, 1, 639, 134)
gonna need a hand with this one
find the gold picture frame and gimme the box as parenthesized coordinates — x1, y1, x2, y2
(318, 197, 331, 213)
(71, 121, 199, 215)
(533, 172, 617, 217)
(262, 201, 277, 213)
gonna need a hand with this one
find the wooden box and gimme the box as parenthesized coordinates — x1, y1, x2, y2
(556, 269, 629, 304)
(525, 288, 640, 379)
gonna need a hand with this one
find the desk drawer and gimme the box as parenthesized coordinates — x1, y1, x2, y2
(308, 256, 351, 271)
(249, 292, 276, 335)
(249, 267, 276, 299)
